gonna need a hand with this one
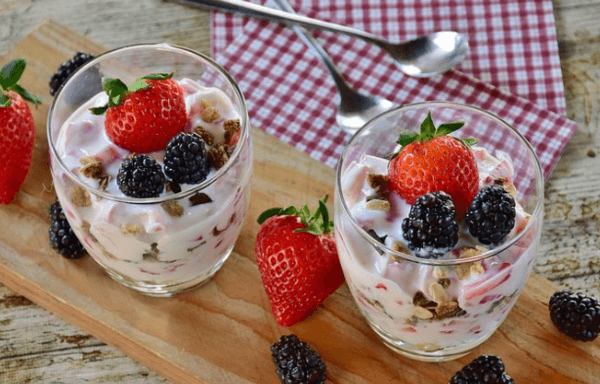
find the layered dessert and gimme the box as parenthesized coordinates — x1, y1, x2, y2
(334, 109, 542, 359)
(50, 71, 252, 294)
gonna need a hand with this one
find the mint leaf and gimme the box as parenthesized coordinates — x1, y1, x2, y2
(436, 122, 464, 136)
(419, 112, 436, 140)
(0, 59, 25, 89)
(142, 72, 173, 81)
(0, 93, 10, 107)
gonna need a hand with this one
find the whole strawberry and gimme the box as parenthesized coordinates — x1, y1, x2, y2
(0, 59, 42, 204)
(388, 112, 479, 214)
(255, 197, 345, 327)
(91, 73, 187, 153)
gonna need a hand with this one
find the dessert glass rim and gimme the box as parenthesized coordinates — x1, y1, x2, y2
(335, 101, 544, 266)
(46, 43, 250, 205)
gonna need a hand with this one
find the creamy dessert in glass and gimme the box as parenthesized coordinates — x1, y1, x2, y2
(334, 102, 543, 361)
(48, 44, 252, 296)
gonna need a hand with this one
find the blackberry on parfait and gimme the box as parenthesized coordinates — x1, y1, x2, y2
(401, 191, 459, 258)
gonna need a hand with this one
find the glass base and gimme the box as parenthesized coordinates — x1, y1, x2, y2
(368, 321, 490, 362)
(100, 250, 232, 297)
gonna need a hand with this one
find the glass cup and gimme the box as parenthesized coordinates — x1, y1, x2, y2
(334, 102, 543, 361)
(48, 44, 252, 296)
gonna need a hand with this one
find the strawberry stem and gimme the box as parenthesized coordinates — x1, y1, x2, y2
(257, 195, 334, 235)
(395, 111, 477, 149)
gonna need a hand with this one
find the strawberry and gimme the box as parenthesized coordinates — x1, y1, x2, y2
(255, 196, 345, 327)
(0, 59, 42, 204)
(91, 73, 187, 153)
(388, 112, 479, 214)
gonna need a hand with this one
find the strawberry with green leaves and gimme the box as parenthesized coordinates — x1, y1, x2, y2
(0, 59, 42, 204)
(91, 73, 187, 153)
(388, 112, 479, 215)
(255, 196, 345, 327)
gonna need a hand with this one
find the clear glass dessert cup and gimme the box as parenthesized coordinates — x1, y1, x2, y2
(334, 102, 543, 361)
(47, 44, 252, 297)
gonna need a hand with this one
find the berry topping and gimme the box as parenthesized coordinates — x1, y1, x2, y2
(255, 196, 344, 327)
(401, 191, 459, 258)
(388, 112, 479, 214)
(465, 185, 516, 245)
(0, 58, 42, 204)
(91, 73, 187, 153)
(48, 201, 86, 259)
(49, 52, 95, 96)
(271, 335, 327, 384)
(448, 355, 514, 384)
(549, 290, 600, 341)
(116, 154, 165, 198)
(164, 132, 210, 185)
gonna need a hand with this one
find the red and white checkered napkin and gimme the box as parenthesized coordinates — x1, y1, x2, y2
(211, 0, 578, 177)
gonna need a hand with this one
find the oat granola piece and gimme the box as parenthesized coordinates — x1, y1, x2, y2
(189, 192, 212, 206)
(201, 99, 220, 122)
(207, 144, 229, 169)
(70, 186, 91, 207)
(121, 223, 143, 236)
(365, 199, 391, 211)
(161, 200, 184, 217)
(430, 281, 449, 303)
(79, 156, 104, 179)
(435, 300, 459, 317)
(223, 119, 241, 144)
(455, 246, 487, 280)
(193, 127, 215, 146)
(367, 173, 389, 199)
(413, 305, 434, 319)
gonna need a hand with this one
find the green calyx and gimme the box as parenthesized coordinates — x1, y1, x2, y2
(90, 72, 174, 115)
(0, 59, 43, 108)
(257, 195, 334, 235)
(396, 112, 478, 149)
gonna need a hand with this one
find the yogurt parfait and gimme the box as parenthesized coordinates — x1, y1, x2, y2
(47, 44, 252, 296)
(334, 103, 543, 361)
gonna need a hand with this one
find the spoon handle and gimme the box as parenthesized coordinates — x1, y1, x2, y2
(171, 0, 388, 48)
(268, 0, 355, 96)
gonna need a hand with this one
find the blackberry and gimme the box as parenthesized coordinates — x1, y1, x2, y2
(465, 185, 516, 245)
(163, 132, 210, 185)
(48, 201, 86, 259)
(448, 355, 514, 384)
(117, 154, 165, 198)
(549, 290, 600, 341)
(270, 334, 326, 384)
(49, 52, 96, 96)
(401, 191, 458, 258)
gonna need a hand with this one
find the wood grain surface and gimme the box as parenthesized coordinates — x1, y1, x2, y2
(0, 0, 599, 383)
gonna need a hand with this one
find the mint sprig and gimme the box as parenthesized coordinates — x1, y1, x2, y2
(0, 59, 42, 107)
(396, 112, 477, 149)
(257, 195, 333, 235)
(90, 72, 174, 115)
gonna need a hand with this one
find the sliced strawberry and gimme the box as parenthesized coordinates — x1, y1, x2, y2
(255, 196, 345, 327)
(0, 59, 42, 204)
(91, 73, 187, 153)
(388, 112, 479, 214)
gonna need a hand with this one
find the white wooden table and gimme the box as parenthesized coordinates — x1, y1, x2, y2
(1, 0, 599, 382)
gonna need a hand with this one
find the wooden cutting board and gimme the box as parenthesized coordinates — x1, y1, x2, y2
(0, 20, 598, 384)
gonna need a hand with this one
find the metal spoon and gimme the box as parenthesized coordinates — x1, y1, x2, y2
(170, 0, 469, 77)
(268, 0, 395, 132)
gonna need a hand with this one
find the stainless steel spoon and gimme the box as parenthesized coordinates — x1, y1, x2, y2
(269, 0, 395, 132)
(170, 0, 469, 77)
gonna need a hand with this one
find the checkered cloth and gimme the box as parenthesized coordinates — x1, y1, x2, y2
(210, 0, 578, 178)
